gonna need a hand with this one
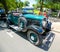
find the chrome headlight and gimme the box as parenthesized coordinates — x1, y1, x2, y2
(42, 18, 47, 27)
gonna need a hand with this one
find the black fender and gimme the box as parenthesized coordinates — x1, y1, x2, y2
(27, 25, 44, 35)
(6, 17, 13, 25)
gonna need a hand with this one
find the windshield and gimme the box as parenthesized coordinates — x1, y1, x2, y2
(22, 8, 34, 14)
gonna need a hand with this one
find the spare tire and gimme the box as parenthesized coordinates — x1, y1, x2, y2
(18, 17, 27, 32)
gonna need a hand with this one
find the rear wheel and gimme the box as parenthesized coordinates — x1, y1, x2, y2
(27, 30, 42, 46)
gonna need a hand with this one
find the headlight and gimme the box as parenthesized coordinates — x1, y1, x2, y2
(42, 21, 46, 27)
(42, 18, 47, 27)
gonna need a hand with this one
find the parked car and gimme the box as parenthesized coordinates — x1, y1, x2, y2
(6, 8, 52, 46)
(0, 8, 6, 21)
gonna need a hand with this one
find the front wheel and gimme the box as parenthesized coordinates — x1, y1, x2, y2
(27, 30, 42, 46)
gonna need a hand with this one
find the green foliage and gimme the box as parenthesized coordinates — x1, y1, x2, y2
(35, 0, 60, 10)
(0, 0, 17, 13)
(16, 1, 23, 9)
(35, 0, 44, 11)
(44, 2, 60, 10)
(32, 4, 37, 8)
(23, 1, 30, 6)
(0, 3, 3, 7)
(0, 0, 30, 13)
(52, 0, 60, 3)
(6, 0, 17, 10)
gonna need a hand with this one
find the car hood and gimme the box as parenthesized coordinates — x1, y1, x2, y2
(23, 14, 45, 20)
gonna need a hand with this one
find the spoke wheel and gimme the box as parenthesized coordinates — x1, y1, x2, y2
(27, 30, 42, 46)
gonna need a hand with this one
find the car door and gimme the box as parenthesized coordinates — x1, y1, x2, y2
(12, 15, 19, 25)
(12, 12, 19, 25)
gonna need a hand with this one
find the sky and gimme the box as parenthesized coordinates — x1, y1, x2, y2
(21, 0, 36, 7)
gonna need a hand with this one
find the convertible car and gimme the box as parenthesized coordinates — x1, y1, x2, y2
(6, 8, 52, 46)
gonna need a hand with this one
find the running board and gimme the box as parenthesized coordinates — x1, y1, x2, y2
(9, 25, 21, 31)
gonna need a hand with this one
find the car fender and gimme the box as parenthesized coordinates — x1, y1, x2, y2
(27, 25, 44, 35)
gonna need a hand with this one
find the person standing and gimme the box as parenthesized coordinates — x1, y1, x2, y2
(43, 11, 48, 19)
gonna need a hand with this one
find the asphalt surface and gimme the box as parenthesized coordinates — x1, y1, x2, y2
(0, 20, 60, 52)
(49, 17, 60, 22)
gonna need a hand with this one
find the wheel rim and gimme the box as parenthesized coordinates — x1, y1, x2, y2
(30, 33, 38, 42)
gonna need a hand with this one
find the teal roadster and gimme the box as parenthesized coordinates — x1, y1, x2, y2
(6, 8, 52, 46)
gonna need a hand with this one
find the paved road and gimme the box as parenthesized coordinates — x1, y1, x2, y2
(0, 21, 60, 52)
(49, 17, 60, 22)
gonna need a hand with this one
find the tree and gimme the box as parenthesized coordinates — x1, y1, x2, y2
(35, 0, 44, 11)
(0, 0, 8, 13)
(32, 4, 37, 8)
(35, 0, 60, 10)
(23, 1, 30, 6)
(52, 0, 60, 3)
(0, 3, 3, 8)
(0, 0, 17, 13)
(16, 1, 23, 9)
(44, 0, 60, 10)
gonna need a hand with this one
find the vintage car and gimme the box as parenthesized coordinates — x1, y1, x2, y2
(0, 8, 6, 21)
(6, 8, 52, 46)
